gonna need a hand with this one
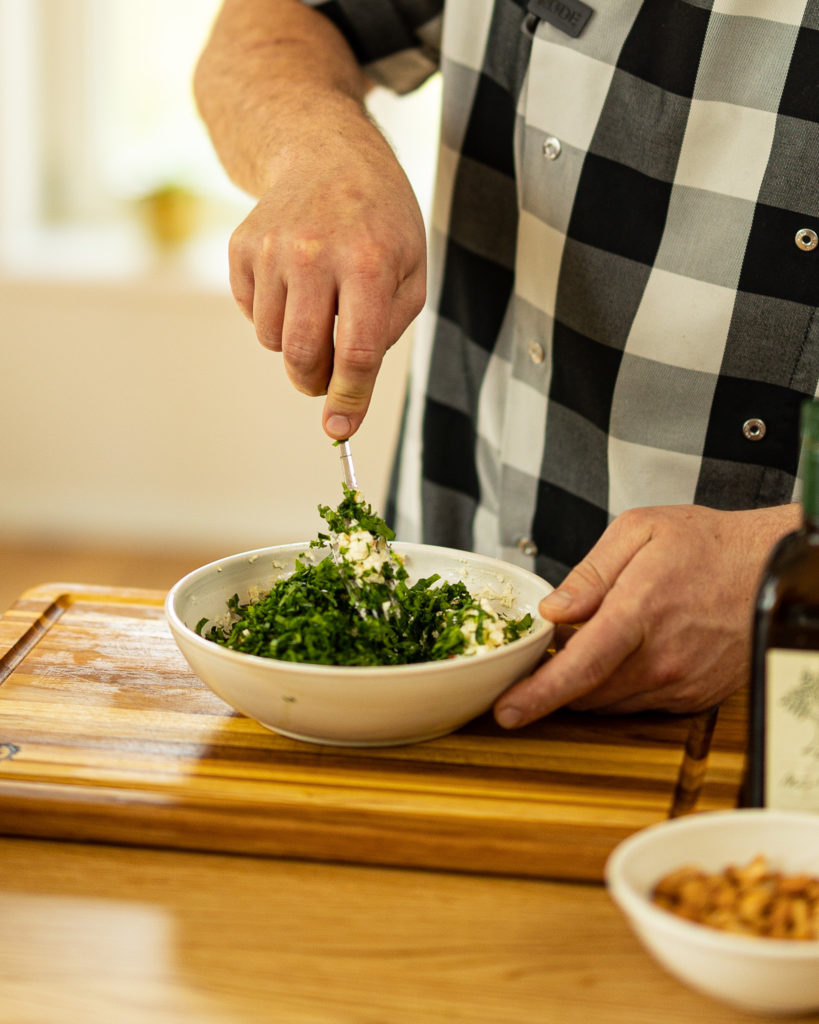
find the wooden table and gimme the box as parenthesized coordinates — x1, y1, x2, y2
(4, 835, 817, 1024)
(1, 583, 801, 1023)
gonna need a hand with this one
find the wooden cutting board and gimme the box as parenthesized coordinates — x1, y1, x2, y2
(0, 584, 747, 881)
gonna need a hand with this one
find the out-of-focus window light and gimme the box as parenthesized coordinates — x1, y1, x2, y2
(0, 0, 250, 281)
(77, 0, 244, 213)
(0, 0, 440, 284)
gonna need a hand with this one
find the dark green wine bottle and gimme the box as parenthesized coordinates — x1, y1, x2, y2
(747, 399, 819, 808)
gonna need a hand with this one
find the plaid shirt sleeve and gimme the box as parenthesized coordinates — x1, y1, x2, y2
(301, 0, 444, 92)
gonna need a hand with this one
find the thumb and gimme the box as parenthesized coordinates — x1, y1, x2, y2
(538, 514, 652, 623)
(538, 562, 609, 625)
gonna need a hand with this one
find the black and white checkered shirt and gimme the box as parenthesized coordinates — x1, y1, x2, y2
(305, 0, 819, 586)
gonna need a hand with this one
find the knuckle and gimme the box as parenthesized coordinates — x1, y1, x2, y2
(229, 224, 283, 279)
(347, 241, 394, 283)
(339, 342, 382, 376)
(228, 224, 258, 267)
(650, 657, 684, 691)
(571, 557, 610, 598)
(282, 335, 330, 397)
(641, 648, 701, 709)
(258, 232, 284, 269)
(283, 333, 319, 372)
(290, 236, 326, 270)
(612, 589, 649, 628)
(618, 506, 650, 527)
(227, 224, 246, 259)
(613, 505, 656, 540)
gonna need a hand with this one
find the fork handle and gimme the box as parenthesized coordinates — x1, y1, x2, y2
(338, 439, 359, 491)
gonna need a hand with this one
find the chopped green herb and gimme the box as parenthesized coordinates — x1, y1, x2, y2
(197, 487, 533, 666)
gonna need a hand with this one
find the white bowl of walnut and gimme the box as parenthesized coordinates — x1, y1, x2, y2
(605, 809, 819, 1016)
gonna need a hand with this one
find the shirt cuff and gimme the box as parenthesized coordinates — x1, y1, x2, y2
(301, 0, 443, 94)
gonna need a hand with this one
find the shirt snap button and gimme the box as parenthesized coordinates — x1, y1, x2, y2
(795, 228, 818, 252)
(542, 136, 562, 160)
(742, 418, 766, 441)
(528, 341, 545, 364)
(518, 537, 538, 557)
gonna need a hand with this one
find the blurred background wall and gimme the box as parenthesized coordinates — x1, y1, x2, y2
(0, 1, 440, 579)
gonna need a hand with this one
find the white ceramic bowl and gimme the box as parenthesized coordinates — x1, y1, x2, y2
(605, 809, 819, 1016)
(165, 541, 554, 747)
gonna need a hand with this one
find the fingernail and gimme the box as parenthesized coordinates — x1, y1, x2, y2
(541, 589, 572, 611)
(495, 705, 523, 729)
(325, 414, 352, 439)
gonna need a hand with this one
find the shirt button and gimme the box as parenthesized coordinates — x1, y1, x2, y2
(528, 341, 545, 364)
(518, 537, 538, 557)
(542, 136, 562, 160)
(795, 228, 818, 252)
(742, 418, 766, 441)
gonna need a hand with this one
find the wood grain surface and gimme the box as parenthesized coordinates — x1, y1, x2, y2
(5, 834, 810, 1024)
(0, 585, 747, 881)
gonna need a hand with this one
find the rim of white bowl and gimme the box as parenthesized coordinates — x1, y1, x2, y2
(165, 540, 555, 677)
(605, 809, 819, 955)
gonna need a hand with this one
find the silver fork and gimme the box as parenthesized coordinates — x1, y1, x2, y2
(338, 438, 358, 492)
(331, 439, 400, 620)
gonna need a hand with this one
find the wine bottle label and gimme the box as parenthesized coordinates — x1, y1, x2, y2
(765, 648, 819, 810)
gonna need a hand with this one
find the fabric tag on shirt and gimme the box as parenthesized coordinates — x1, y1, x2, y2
(526, 0, 593, 38)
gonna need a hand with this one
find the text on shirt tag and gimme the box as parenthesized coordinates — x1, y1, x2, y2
(526, 0, 593, 38)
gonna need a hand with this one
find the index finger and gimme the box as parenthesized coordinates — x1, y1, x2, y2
(494, 605, 644, 727)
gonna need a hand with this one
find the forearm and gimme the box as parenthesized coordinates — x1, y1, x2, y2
(194, 0, 374, 197)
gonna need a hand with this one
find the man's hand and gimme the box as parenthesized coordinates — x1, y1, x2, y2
(228, 101, 426, 438)
(194, 0, 427, 439)
(494, 503, 800, 725)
